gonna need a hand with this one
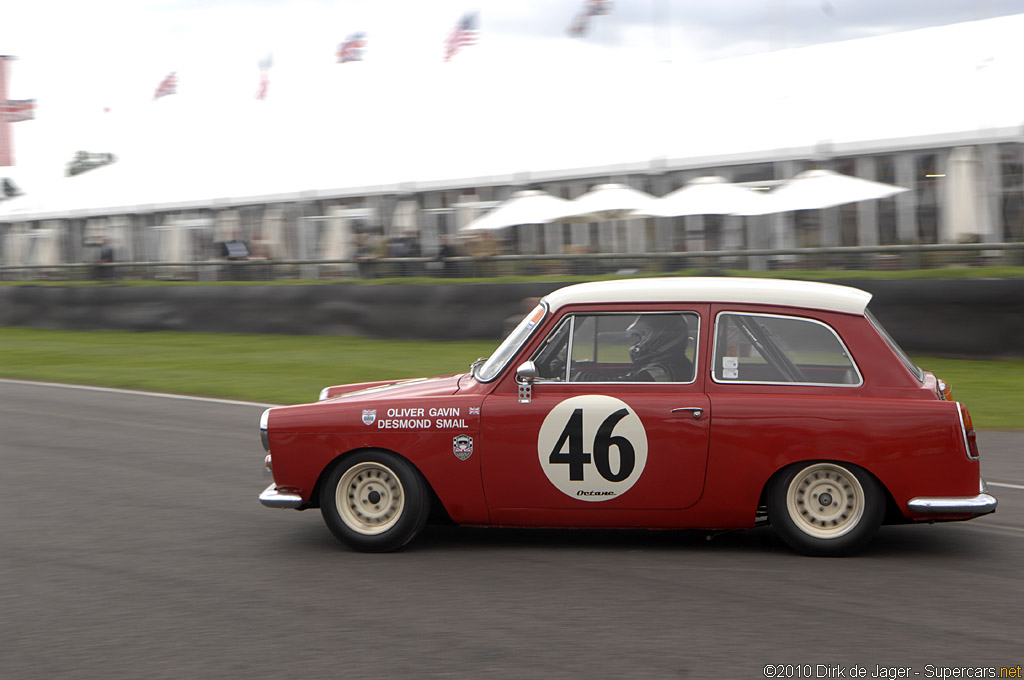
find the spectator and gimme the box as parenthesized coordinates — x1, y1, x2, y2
(94, 237, 115, 281)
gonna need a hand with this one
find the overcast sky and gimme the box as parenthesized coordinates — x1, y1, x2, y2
(3, 1, 1023, 196)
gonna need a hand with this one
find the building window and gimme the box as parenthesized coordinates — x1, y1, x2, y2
(876, 156, 898, 245)
(836, 158, 858, 246)
(1000, 143, 1024, 241)
(916, 153, 939, 243)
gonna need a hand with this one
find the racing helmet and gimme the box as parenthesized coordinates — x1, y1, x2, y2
(626, 314, 688, 363)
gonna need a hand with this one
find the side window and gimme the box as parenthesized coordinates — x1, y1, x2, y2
(531, 312, 699, 383)
(532, 317, 572, 380)
(713, 312, 861, 385)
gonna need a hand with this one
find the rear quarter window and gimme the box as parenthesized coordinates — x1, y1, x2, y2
(713, 312, 861, 386)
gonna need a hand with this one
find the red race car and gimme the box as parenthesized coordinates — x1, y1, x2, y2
(259, 277, 996, 556)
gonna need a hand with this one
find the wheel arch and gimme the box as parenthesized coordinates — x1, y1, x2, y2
(757, 459, 901, 525)
(310, 446, 452, 522)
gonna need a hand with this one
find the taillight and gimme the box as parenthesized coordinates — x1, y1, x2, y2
(958, 403, 980, 460)
(937, 378, 953, 401)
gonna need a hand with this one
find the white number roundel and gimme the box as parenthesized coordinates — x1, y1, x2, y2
(537, 395, 648, 502)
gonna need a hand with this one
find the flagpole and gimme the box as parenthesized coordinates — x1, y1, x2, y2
(653, 0, 672, 64)
(0, 56, 13, 166)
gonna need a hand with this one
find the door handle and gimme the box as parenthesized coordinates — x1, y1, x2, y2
(671, 407, 704, 419)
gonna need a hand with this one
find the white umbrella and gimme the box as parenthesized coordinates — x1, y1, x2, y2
(461, 190, 573, 231)
(645, 176, 768, 217)
(557, 183, 656, 223)
(738, 169, 910, 215)
(454, 194, 489, 232)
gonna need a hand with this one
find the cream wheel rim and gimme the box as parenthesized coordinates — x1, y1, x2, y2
(786, 463, 865, 539)
(336, 462, 405, 535)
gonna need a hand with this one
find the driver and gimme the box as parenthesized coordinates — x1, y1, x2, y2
(624, 314, 692, 382)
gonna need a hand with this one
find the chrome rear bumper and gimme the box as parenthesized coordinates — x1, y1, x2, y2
(259, 484, 303, 509)
(907, 479, 997, 517)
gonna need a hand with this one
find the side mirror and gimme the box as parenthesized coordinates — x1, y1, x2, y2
(516, 361, 536, 403)
(516, 361, 537, 381)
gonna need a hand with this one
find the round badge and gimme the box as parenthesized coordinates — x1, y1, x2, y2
(537, 395, 648, 502)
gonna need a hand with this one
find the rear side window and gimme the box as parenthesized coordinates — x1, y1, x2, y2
(866, 309, 924, 382)
(713, 312, 861, 386)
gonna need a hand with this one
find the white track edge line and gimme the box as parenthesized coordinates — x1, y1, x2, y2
(0, 378, 279, 408)
(988, 481, 1024, 491)
(3, 377, 1024, 489)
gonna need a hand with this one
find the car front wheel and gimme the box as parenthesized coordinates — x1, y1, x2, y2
(320, 451, 429, 552)
(768, 462, 884, 557)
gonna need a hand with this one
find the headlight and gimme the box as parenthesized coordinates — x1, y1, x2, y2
(319, 387, 330, 401)
(260, 408, 271, 452)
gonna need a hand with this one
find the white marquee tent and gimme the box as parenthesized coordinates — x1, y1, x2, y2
(1, 14, 1022, 224)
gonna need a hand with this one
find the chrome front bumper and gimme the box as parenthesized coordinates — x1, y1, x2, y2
(907, 479, 998, 517)
(259, 484, 303, 509)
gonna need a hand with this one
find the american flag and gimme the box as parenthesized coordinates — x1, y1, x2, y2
(337, 32, 367, 63)
(568, 0, 612, 37)
(0, 98, 35, 122)
(153, 72, 178, 100)
(256, 55, 272, 100)
(444, 12, 478, 62)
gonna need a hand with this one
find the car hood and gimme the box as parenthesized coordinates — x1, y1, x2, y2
(328, 374, 465, 402)
(269, 373, 469, 433)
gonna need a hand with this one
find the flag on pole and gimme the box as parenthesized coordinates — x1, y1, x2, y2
(568, 0, 612, 37)
(0, 98, 35, 122)
(153, 72, 178, 100)
(337, 32, 367, 63)
(444, 12, 478, 62)
(0, 55, 33, 166)
(256, 55, 272, 100)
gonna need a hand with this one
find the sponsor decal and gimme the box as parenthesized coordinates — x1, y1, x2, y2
(361, 409, 376, 426)
(537, 395, 648, 503)
(374, 405, 468, 429)
(453, 434, 474, 460)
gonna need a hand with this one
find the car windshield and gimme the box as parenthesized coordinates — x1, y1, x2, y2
(473, 303, 547, 382)
(866, 309, 924, 382)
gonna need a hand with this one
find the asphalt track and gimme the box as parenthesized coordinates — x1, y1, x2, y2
(1, 379, 1021, 680)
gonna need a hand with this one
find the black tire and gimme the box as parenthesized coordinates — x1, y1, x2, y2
(768, 461, 884, 557)
(319, 450, 430, 552)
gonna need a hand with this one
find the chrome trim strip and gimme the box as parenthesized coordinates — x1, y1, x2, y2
(711, 310, 864, 387)
(671, 406, 704, 419)
(565, 315, 576, 383)
(907, 492, 997, 516)
(476, 302, 549, 383)
(957, 403, 979, 460)
(535, 310, 701, 385)
(259, 484, 303, 509)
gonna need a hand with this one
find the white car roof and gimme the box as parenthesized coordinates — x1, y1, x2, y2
(542, 277, 872, 316)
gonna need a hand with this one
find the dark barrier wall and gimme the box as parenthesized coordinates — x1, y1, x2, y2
(1, 278, 1022, 358)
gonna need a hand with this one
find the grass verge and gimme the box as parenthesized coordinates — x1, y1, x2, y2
(0, 327, 1020, 428)
(0, 327, 495, 406)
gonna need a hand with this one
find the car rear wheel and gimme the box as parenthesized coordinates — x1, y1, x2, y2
(320, 451, 429, 552)
(768, 462, 884, 557)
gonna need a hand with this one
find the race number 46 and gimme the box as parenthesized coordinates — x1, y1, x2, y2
(537, 395, 648, 502)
